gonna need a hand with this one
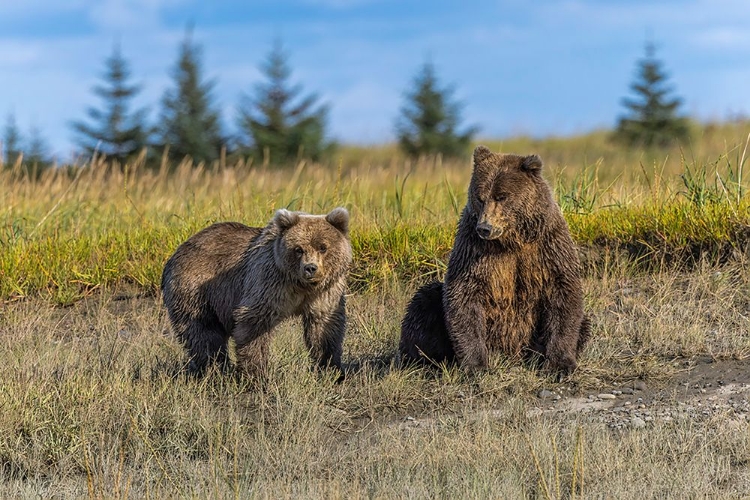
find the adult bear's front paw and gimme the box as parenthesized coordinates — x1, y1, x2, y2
(459, 344, 489, 372)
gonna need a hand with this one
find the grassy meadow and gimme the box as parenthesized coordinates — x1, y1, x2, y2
(1, 122, 750, 498)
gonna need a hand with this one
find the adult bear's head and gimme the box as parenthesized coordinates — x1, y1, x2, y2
(468, 145, 558, 245)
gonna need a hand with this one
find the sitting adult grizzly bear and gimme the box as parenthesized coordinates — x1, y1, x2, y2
(400, 146, 590, 374)
(161, 207, 352, 377)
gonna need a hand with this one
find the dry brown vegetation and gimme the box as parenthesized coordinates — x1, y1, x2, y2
(1, 262, 749, 498)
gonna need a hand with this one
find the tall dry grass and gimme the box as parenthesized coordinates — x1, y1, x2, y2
(1, 263, 749, 498)
(2, 122, 749, 304)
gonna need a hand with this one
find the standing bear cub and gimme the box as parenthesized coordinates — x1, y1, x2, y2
(400, 146, 590, 374)
(161, 207, 352, 378)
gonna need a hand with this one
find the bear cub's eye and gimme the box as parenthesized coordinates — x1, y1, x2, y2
(319, 244, 328, 254)
(494, 194, 507, 202)
(294, 247, 304, 255)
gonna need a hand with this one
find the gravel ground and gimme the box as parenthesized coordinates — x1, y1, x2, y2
(534, 356, 750, 430)
(397, 357, 750, 433)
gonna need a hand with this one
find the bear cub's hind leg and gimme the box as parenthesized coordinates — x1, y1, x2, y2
(178, 319, 230, 375)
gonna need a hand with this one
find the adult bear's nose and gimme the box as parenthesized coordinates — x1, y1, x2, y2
(304, 263, 318, 277)
(476, 223, 492, 240)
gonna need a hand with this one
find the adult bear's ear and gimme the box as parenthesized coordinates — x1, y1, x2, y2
(521, 154, 543, 174)
(326, 207, 349, 235)
(274, 209, 300, 231)
(472, 145, 495, 181)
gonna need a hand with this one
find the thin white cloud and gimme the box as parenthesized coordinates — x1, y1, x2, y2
(692, 27, 750, 51)
(297, 0, 380, 8)
(87, 0, 188, 31)
(0, 41, 40, 66)
(0, 0, 189, 31)
(0, 0, 87, 18)
(541, 0, 750, 27)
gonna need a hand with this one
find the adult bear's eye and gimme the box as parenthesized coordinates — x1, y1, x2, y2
(319, 244, 328, 254)
(494, 194, 507, 202)
(295, 247, 304, 255)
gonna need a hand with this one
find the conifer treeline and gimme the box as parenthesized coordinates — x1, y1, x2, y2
(2, 37, 691, 171)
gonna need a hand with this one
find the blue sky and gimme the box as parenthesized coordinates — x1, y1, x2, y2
(1, 0, 749, 159)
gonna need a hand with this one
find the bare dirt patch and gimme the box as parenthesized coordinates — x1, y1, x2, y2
(531, 356, 750, 430)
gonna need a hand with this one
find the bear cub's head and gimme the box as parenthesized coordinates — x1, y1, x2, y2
(468, 145, 551, 244)
(273, 207, 352, 287)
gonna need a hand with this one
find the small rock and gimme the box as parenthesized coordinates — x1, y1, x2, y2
(405, 416, 415, 421)
(631, 417, 646, 429)
(598, 393, 617, 400)
(634, 380, 647, 391)
(612, 390, 623, 396)
(538, 389, 556, 400)
(621, 387, 635, 395)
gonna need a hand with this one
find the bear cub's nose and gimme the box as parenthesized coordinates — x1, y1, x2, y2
(304, 263, 318, 277)
(476, 223, 492, 240)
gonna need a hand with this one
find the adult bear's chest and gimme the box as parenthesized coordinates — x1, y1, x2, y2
(478, 249, 546, 353)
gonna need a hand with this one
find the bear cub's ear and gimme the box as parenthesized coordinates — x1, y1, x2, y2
(274, 209, 300, 231)
(473, 145, 493, 165)
(521, 154, 543, 173)
(326, 207, 349, 235)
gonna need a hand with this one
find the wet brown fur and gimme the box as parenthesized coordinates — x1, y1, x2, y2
(161, 207, 352, 378)
(400, 146, 590, 374)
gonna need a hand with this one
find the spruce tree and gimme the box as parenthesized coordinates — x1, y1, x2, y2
(614, 42, 690, 148)
(237, 40, 332, 165)
(19, 125, 51, 178)
(26, 125, 50, 166)
(3, 113, 22, 167)
(71, 43, 152, 164)
(395, 60, 477, 159)
(160, 29, 225, 165)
